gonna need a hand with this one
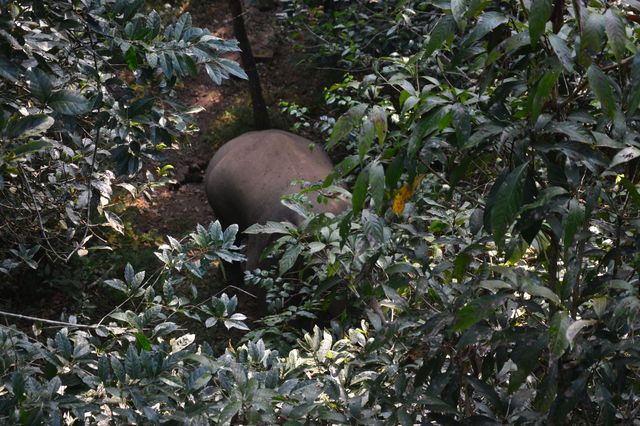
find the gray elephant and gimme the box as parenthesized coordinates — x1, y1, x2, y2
(205, 130, 347, 269)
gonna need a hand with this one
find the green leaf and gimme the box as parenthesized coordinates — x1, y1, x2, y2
(548, 121, 593, 144)
(579, 12, 604, 66)
(626, 52, 640, 116)
(369, 162, 385, 214)
(565, 319, 596, 350)
(465, 11, 507, 45)
(454, 295, 502, 332)
(125, 46, 138, 71)
(328, 115, 354, 151)
(563, 198, 585, 255)
(175, 13, 192, 41)
(424, 15, 456, 57)
(216, 58, 248, 80)
(27, 68, 53, 102)
(451, 0, 469, 31)
(358, 120, 375, 162)
(5, 114, 54, 139)
(530, 68, 561, 123)
(549, 373, 589, 422)
(244, 221, 294, 235)
(12, 140, 52, 157)
(548, 311, 571, 359)
(604, 8, 627, 62)
(509, 335, 546, 392)
(523, 284, 561, 305)
(369, 105, 388, 144)
(279, 244, 302, 275)
(352, 168, 369, 215)
(385, 154, 404, 190)
(135, 332, 152, 351)
(48, 90, 89, 115)
(529, 0, 554, 48)
(521, 186, 568, 211)
(0, 55, 19, 82)
(490, 162, 529, 249)
(452, 104, 471, 147)
(587, 64, 617, 119)
(205, 63, 222, 84)
(548, 34, 574, 73)
(453, 252, 471, 281)
(610, 146, 640, 168)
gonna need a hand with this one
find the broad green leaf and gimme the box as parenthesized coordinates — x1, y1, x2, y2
(424, 15, 456, 57)
(563, 198, 585, 253)
(5, 114, 54, 139)
(451, 0, 469, 31)
(626, 52, 640, 116)
(549, 373, 589, 422)
(465, 11, 507, 45)
(218, 401, 242, 425)
(618, 176, 640, 207)
(509, 335, 546, 392)
(385, 154, 404, 190)
(580, 12, 605, 66)
(216, 58, 248, 80)
(565, 319, 596, 349)
(174, 13, 192, 41)
(523, 284, 561, 305)
(454, 295, 502, 332)
(369, 162, 385, 214)
(463, 123, 503, 149)
(369, 105, 388, 144)
(453, 252, 471, 281)
(104, 210, 124, 235)
(49, 90, 90, 115)
(604, 8, 627, 62)
(487, 32, 530, 65)
(548, 34, 574, 73)
(479, 280, 513, 291)
(205, 63, 222, 84)
(549, 121, 593, 143)
(279, 244, 302, 275)
(352, 167, 369, 215)
(529, 0, 554, 48)
(244, 221, 294, 235)
(125, 46, 137, 71)
(27, 68, 53, 102)
(490, 162, 529, 249)
(530, 68, 561, 123)
(610, 146, 640, 168)
(521, 186, 568, 211)
(345, 114, 364, 158)
(0, 56, 19, 82)
(452, 104, 471, 147)
(587, 64, 616, 119)
(328, 115, 355, 150)
(548, 310, 570, 359)
(12, 140, 52, 157)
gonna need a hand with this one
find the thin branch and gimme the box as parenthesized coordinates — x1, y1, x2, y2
(0, 310, 100, 329)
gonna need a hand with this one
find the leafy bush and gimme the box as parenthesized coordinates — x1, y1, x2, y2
(0, 0, 245, 272)
(3, 0, 640, 424)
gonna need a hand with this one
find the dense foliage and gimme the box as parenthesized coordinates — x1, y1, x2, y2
(0, 0, 245, 271)
(2, 0, 640, 424)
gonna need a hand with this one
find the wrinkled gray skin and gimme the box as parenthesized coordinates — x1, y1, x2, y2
(205, 130, 348, 269)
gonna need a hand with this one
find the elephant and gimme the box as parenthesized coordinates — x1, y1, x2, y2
(205, 130, 348, 270)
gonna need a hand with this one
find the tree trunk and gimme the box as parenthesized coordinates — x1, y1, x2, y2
(228, 0, 270, 130)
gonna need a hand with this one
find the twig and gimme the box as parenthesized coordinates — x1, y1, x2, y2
(0, 310, 100, 329)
